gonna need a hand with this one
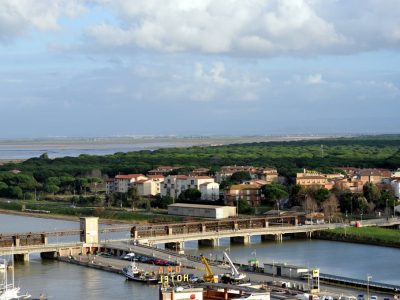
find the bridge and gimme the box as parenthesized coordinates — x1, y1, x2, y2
(1, 216, 399, 260)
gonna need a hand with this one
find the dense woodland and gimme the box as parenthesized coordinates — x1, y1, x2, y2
(0, 135, 399, 215)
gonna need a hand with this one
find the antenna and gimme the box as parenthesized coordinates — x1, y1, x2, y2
(320, 145, 324, 158)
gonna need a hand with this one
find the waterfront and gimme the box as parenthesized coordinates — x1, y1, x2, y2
(1, 213, 400, 299)
(0, 136, 330, 160)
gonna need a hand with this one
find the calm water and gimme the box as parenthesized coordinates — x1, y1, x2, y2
(1, 213, 400, 299)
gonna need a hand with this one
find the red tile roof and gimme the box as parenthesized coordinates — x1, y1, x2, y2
(115, 174, 146, 179)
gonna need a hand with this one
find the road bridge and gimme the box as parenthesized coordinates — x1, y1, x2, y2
(1, 216, 399, 261)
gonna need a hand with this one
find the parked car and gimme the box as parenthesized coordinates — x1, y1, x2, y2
(357, 294, 364, 300)
(121, 253, 136, 260)
(138, 256, 154, 264)
(154, 259, 169, 266)
(370, 296, 378, 300)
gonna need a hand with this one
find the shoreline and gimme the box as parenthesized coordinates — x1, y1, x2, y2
(314, 230, 400, 249)
(0, 209, 136, 225)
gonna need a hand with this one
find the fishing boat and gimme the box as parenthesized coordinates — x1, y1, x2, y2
(0, 259, 31, 300)
(122, 260, 158, 284)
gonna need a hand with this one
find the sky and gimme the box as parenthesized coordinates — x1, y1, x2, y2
(0, 0, 399, 138)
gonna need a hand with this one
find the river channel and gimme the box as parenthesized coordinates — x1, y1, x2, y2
(1, 213, 400, 299)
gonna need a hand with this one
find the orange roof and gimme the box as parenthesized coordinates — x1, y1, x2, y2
(228, 184, 260, 190)
(147, 175, 165, 179)
(115, 174, 145, 179)
(192, 176, 213, 179)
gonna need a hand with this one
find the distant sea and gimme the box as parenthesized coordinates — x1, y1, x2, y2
(0, 135, 334, 160)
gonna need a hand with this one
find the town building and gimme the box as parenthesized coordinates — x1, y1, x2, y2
(358, 169, 390, 185)
(147, 166, 179, 176)
(114, 174, 147, 193)
(132, 175, 165, 197)
(190, 168, 210, 176)
(160, 175, 218, 199)
(215, 165, 278, 183)
(224, 184, 263, 207)
(199, 182, 220, 201)
(167, 203, 236, 219)
(333, 178, 364, 193)
(295, 171, 334, 190)
(391, 180, 400, 198)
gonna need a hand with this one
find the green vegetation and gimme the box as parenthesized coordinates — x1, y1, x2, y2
(318, 226, 400, 247)
(2, 135, 400, 183)
(0, 134, 399, 219)
(0, 199, 183, 223)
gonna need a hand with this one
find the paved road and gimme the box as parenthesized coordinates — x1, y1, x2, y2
(85, 242, 395, 299)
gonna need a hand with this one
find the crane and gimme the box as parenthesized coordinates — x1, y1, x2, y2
(200, 254, 219, 283)
(222, 251, 246, 282)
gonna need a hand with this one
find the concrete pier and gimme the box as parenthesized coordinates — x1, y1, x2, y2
(230, 235, 251, 245)
(14, 253, 29, 262)
(165, 242, 184, 251)
(198, 238, 219, 247)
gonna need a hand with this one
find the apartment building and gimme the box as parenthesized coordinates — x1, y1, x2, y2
(224, 184, 263, 207)
(160, 175, 218, 199)
(215, 165, 278, 183)
(295, 171, 334, 190)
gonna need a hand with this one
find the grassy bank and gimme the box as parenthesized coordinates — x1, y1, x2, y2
(0, 200, 183, 223)
(316, 226, 400, 248)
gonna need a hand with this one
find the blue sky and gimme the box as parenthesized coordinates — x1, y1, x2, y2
(0, 0, 399, 138)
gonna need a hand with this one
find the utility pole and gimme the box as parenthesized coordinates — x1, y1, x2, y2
(367, 275, 372, 300)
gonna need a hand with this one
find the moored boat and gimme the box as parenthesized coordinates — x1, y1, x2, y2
(122, 261, 158, 284)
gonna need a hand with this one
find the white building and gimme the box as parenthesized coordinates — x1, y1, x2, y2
(200, 182, 219, 201)
(168, 203, 236, 219)
(133, 175, 165, 197)
(264, 262, 308, 279)
(391, 180, 400, 198)
(106, 174, 148, 194)
(160, 175, 218, 199)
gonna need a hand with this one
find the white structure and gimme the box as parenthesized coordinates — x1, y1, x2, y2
(134, 176, 165, 197)
(264, 262, 308, 279)
(161, 175, 217, 199)
(168, 203, 236, 219)
(200, 182, 219, 201)
(106, 174, 148, 194)
(391, 180, 400, 198)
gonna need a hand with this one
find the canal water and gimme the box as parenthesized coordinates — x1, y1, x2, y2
(1, 213, 400, 299)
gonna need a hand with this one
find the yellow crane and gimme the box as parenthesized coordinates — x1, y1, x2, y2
(200, 255, 219, 283)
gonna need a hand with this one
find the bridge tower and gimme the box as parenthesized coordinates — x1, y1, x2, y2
(80, 217, 99, 244)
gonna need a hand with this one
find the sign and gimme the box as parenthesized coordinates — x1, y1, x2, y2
(312, 269, 319, 277)
(158, 274, 189, 284)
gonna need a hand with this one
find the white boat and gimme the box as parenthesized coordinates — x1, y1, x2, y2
(122, 260, 158, 284)
(0, 258, 31, 300)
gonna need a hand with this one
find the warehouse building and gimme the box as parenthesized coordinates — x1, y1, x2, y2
(167, 203, 237, 219)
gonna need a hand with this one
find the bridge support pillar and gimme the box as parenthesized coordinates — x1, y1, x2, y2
(261, 234, 274, 241)
(230, 235, 250, 245)
(198, 238, 219, 247)
(40, 251, 58, 259)
(165, 242, 184, 251)
(13, 237, 20, 247)
(306, 231, 312, 239)
(275, 234, 283, 242)
(80, 217, 99, 244)
(14, 253, 29, 262)
(41, 234, 48, 245)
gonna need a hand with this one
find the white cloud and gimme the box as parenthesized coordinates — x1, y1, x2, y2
(88, 0, 346, 56)
(0, 0, 86, 43)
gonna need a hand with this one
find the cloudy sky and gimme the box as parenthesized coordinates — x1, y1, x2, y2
(1, 0, 399, 138)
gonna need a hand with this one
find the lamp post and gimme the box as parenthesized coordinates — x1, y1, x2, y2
(367, 275, 372, 300)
